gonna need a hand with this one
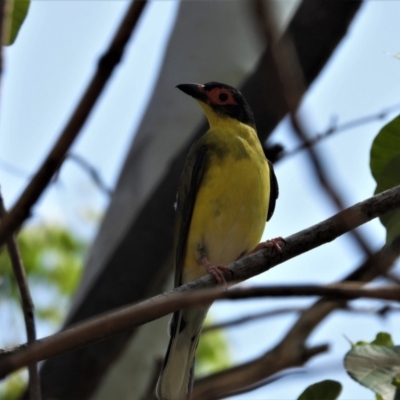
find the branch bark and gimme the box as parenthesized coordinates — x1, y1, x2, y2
(0, 0, 147, 247)
(202, 303, 399, 333)
(2, 284, 400, 379)
(0, 194, 41, 399)
(0, 184, 399, 379)
(254, 0, 373, 256)
(38, 2, 364, 397)
(192, 228, 400, 399)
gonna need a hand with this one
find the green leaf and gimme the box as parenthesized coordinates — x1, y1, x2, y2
(0, 371, 26, 400)
(0, 224, 86, 325)
(297, 380, 342, 400)
(195, 318, 230, 377)
(354, 333, 393, 348)
(372, 333, 394, 347)
(36, 307, 63, 324)
(391, 378, 400, 388)
(3, 0, 30, 46)
(344, 341, 400, 400)
(370, 115, 400, 244)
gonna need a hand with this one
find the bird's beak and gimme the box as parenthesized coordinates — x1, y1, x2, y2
(176, 83, 208, 102)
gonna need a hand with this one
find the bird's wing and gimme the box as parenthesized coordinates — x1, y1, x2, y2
(157, 142, 209, 400)
(266, 160, 279, 221)
(174, 141, 208, 287)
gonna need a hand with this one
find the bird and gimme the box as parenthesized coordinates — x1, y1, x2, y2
(156, 82, 279, 400)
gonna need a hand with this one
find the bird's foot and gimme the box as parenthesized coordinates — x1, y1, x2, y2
(199, 259, 231, 284)
(248, 236, 285, 255)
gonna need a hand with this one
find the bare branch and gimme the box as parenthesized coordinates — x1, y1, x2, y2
(66, 153, 112, 196)
(2, 283, 400, 380)
(0, 185, 399, 378)
(254, 0, 373, 257)
(202, 307, 304, 333)
(202, 303, 400, 333)
(0, 193, 40, 399)
(384, 271, 400, 285)
(0, 159, 30, 179)
(0, 0, 147, 247)
(192, 234, 400, 400)
(208, 344, 329, 400)
(280, 102, 400, 160)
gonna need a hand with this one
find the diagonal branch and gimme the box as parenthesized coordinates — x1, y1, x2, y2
(254, 0, 373, 257)
(194, 234, 400, 399)
(0, 184, 399, 379)
(2, 283, 400, 380)
(280, 102, 400, 161)
(40, 2, 364, 396)
(202, 303, 400, 333)
(192, 235, 400, 400)
(66, 153, 112, 197)
(0, 193, 40, 399)
(202, 307, 304, 333)
(0, 0, 147, 247)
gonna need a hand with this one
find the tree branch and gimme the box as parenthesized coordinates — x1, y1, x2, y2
(202, 303, 400, 333)
(193, 232, 400, 399)
(1, 283, 400, 380)
(39, 2, 364, 396)
(0, 194, 40, 399)
(202, 307, 304, 333)
(0, 0, 147, 247)
(65, 153, 112, 197)
(254, 0, 373, 257)
(279, 102, 400, 161)
(0, 184, 399, 378)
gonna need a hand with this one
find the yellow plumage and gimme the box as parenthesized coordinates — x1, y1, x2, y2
(157, 82, 278, 400)
(183, 103, 270, 283)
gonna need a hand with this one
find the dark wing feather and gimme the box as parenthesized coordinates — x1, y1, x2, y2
(174, 142, 208, 287)
(266, 160, 279, 221)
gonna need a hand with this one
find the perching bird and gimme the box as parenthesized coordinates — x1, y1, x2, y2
(156, 82, 279, 400)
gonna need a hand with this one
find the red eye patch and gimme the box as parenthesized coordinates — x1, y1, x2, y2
(206, 88, 237, 106)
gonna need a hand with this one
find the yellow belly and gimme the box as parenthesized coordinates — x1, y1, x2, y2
(182, 151, 270, 283)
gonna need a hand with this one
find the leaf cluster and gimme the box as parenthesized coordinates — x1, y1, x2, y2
(0, 224, 86, 324)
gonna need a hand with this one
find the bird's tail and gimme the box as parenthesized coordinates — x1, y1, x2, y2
(156, 306, 209, 400)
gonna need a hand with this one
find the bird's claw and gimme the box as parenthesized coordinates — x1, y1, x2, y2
(204, 263, 231, 285)
(249, 236, 285, 255)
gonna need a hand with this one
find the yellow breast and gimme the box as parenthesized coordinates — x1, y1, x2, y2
(182, 121, 270, 283)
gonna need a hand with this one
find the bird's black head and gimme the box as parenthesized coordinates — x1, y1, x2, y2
(176, 82, 255, 128)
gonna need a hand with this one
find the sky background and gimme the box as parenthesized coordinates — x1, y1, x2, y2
(1, 1, 400, 399)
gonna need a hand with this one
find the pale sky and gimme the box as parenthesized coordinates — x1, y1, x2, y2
(1, 1, 400, 399)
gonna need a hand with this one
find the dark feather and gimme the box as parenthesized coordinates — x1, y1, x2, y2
(267, 160, 279, 221)
(174, 142, 208, 287)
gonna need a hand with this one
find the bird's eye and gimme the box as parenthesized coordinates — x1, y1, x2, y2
(207, 88, 237, 105)
(219, 93, 228, 102)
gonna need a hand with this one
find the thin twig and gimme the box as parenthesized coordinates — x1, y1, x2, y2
(280, 102, 400, 161)
(66, 153, 112, 196)
(0, 0, 147, 247)
(0, 159, 30, 179)
(384, 271, 400, 285)
(202, 303, 400, 333)
(0, 184, 399, 377)
(1, 283, 400, 380)
(0, 3, 39, 393)
(0, 193, 40, 399)
(192, 235, 400, 400)
(202, 307, 304, 333)
(254, 0, 373, 257)
(212, 345, 329, 399)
